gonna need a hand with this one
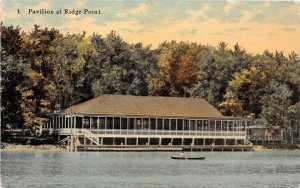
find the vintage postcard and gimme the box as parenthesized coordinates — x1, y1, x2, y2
(1, 1, 300, 187)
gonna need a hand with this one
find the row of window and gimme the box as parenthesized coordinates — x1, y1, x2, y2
(45, 116, 247, 131)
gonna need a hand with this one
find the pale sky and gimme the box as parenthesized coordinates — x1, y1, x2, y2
(1, 0, 300, 54)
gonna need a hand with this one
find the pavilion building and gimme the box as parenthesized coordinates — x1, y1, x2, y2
(41, 95, 251, 147)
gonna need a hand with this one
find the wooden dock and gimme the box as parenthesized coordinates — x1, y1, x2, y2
(77, 145, 254, 152)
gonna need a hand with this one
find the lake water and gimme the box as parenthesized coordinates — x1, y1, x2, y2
(1, 151, 300, 188)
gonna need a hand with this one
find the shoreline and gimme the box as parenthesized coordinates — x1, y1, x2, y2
(1, 143, 67, 152)
(253, 145, 271, 151)
(1, 143, 299, 152)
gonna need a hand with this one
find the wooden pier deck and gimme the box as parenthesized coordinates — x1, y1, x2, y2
(77, 145, 254, 152)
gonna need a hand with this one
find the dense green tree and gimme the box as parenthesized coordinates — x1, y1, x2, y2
(1, 24, 25, 130)
(92, 31, 157, 96)
(192, 43, 252, 110)
(20, 25, 61, 128)
(91, 31, 132, 95)
(220, 66, 268, 117)
(1, 23, 300, 141)
(53, 32, 97, 109)
(128, 43, 158, 96)
(260, 81, 293, 128)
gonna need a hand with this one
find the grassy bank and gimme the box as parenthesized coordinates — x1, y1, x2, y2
(263, 143, 300, 150)
(253, 143, 300, 151)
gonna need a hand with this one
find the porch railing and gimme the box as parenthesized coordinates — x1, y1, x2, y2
(46, 128, 246, 137)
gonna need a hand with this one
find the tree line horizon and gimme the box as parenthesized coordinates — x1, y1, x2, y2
(1, 23, 300, 136)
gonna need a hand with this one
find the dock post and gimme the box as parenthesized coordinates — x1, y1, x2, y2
(67, 137, 70, 152)
(70, 135, 73, 152)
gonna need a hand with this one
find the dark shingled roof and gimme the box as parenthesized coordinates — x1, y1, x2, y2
(64, 94, 227, 118)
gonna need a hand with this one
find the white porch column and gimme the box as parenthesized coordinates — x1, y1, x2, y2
(221, 120, 223, 136)
(68, 117, 70, 129)
(64, 116, 66, 129)
(127, 118, 129, 135)
(82, 117, 84, 129)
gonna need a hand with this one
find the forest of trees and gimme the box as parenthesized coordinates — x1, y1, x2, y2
(1, 23, 300, 140)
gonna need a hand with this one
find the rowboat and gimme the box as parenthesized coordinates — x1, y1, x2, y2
(171, 154, 205, 160)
